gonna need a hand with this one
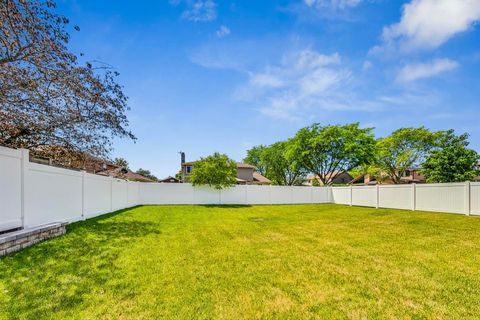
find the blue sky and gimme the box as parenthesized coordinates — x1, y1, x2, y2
(57, 0, 480, 178)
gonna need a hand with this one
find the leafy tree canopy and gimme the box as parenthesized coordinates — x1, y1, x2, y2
(376, 127, 436, 184)
(189, 153, 237, 190)
(421, 130, 479, 183)
(114, 157, 129, 170)
(263, 140, 306, 186)
(286, 123, 375, 185)
(0, 0, 135, 161)
(136, 168, 158, 182)
(243, 145, 267, 175)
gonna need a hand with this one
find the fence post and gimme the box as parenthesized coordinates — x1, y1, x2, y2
(244, 185, 248, 205)
(126, 181, 129, 208)
(269, 185, 272, 205)
(411, 183, 416, 211)
(376, 184, 379, 209)
(20, 149, 29, 228)
(81, 171, 86, 220)
(110, 176, 113, 212)
(349, 185, 353, 206)
(465, 181, 471, 216)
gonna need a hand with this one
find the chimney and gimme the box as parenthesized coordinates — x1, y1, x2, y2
(179, 151, 186, 182)
(180, 151, 185, 164)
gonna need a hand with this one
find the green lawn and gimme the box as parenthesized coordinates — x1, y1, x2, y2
(1, 204, 480, 319)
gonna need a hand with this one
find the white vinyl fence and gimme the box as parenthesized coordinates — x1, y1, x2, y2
(331, 183, 480, 216)
(0, 146, 479, 233)
(139, 183, 330, 205)
(0, 147, 140, 232)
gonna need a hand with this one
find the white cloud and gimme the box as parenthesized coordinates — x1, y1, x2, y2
(249, 72, 285, 88)
(362, 60, 372, 71)
(234, 49, 356, 120)
(377, 0, 480, 52)
(396, 58, 459, 83)
(181, 0, 217, 22)
(304, 0, 363, 9)
(216, 25, 230, 38)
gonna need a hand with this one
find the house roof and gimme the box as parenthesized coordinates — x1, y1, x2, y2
(159, 176, 180, 183)
(97, 167, 154, 182)
(253, 172, 271, 184)
(307, 172, 353, 181)
(182, 161, 256, 169)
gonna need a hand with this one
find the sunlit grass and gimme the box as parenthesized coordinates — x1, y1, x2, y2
(1, 204, 480, 319)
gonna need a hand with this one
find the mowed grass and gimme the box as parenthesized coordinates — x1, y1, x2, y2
(1, 205, 480, 319)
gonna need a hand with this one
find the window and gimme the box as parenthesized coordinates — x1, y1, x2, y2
(403, 170, 411, 177)
(186, 166, 192, 174)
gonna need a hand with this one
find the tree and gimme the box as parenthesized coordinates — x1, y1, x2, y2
(263, 141, 306, 186)
(243, 145, 267, 175)
(287, 123, 375, 185)
(189, 152, 237, 189)
(114, 157, 129, 170)
(0, 0, 135, 161)
(376, 127, 436, 184)
(421, 130, 479, 183)
(136, 169, 158, 182)
(175, 171, 182, 180)
(349, 163, 389, 184)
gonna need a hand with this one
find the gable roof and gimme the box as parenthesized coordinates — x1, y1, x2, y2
(253, 172, 271, 184)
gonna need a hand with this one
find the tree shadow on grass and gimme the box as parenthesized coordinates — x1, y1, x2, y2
(0, 206, 161, 319)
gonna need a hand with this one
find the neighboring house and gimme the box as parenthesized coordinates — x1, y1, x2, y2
(159, 176, 180, 183)
(350, 167, 426, 185)
(29, 147, 155, 182)
(306, 172, 353, 186)
(181, 161, 271, 185)
(96, 166, 155, 183)
(399, 168, 426, 183)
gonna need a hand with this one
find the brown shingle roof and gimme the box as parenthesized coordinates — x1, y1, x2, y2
(97, 167, 154, 182)
(253, 172, 271, 184)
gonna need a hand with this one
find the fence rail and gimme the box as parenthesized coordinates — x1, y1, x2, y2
(0, 146, 479, 233)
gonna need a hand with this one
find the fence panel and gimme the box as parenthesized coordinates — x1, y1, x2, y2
(112, 179, 128, 210)
(0, 147, 23, 232)
(312, 187, 331, 204)
(139, 183, 194, 204)
(246, 185, 271, 204)
(291, 186, 313, 204)
(271, 186, 294, 204)
(84, 173, 112, 218)
(331, 187, 350, 205)
(25, 163, 83, 227)
(352, 186, 377, 207)
(470, 182, 480, 216)
(193, 187, 220, 204)
(378, 185, 412, 210)
(415, 183, 466, 214)
(127, 182, 140, 207)
(221, 185, 247, 204)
